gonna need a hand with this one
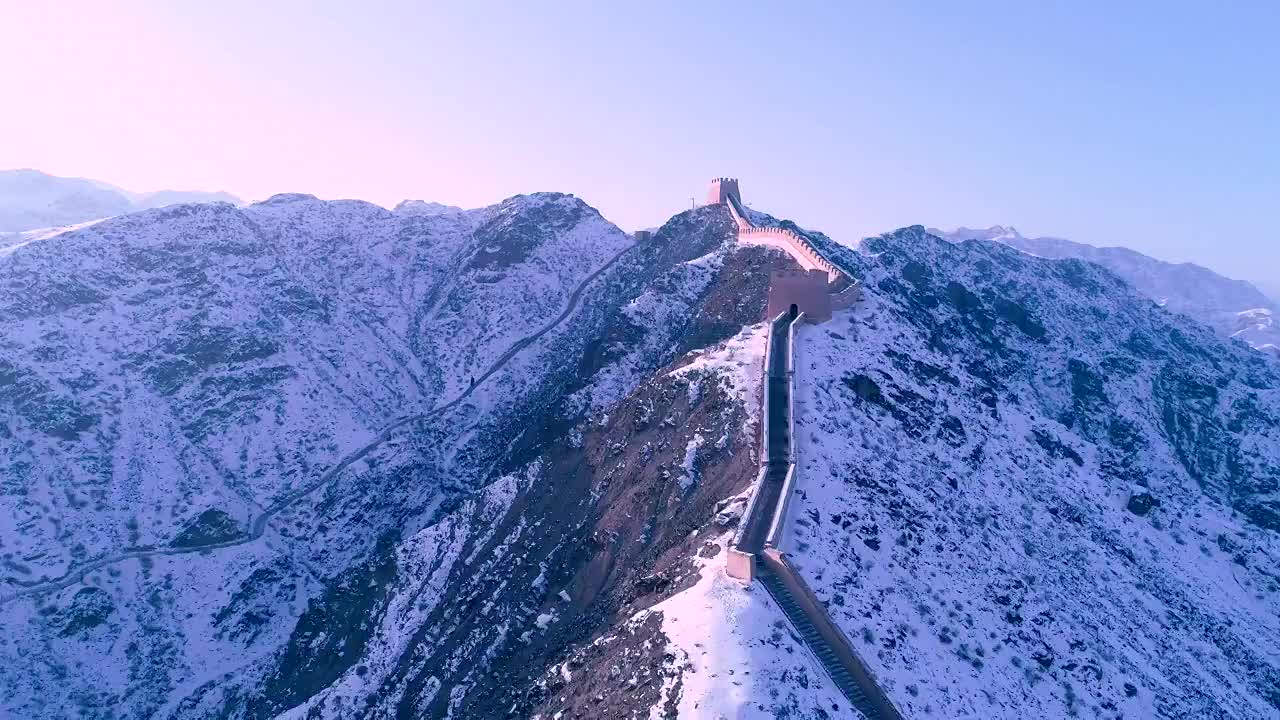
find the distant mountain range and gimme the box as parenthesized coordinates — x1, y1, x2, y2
(392, 199, 464, 216)
(932, 225, 1280, 357)
(0, 168, 242, 232)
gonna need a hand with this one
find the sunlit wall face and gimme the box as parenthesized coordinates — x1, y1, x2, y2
(1, 1, 1276, 289)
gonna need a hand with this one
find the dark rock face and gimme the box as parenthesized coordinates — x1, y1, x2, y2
(526, 611, 675, 718)
(171, 509, 244, 548)
(1126, 492, 1159, 516)
(469, 193, 589, 271)
(677, 244, 794, 354)
(246, 539, 398, 718)
(212, 560, 297, 644)
(0, 358, 98, 439)
(56, 587, 115, 637)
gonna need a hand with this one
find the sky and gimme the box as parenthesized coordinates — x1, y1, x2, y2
(2, 1, 1277, 288)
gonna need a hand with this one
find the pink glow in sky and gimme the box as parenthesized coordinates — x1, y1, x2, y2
(1, 2, 470, 208)
(2, 1, 1277, 289)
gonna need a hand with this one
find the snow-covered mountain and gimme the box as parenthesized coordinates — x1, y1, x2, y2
(393, 199, 465, 216)
(933, 225, 1280, 357)
(2, 197, 1277, 719)
(0, 168, 242, 232)
(0, 193, 827, 718)
(783, 226, 1280, 717)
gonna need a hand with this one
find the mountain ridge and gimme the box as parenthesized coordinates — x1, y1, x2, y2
(932, 224, 1280, 356)
(0, 168, 243, 232)
(785, 225, 1280, 717)
(1, 195, 1277, 718)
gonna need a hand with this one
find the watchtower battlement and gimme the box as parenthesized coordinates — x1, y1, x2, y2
(706, 177, 742, 206)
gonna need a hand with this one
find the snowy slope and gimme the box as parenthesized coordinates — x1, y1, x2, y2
(0, 168, 242, 232)
(0, 190, 640, 718)
(0, 192, 628, 579)
(784, 226, 1280, 718)
(644, 539, 851, 718)
(934, 225, 1280, 357)
(0, 196, 832, 719)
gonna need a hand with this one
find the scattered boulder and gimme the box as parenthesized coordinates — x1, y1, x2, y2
(171, 508, 245, 548)
(57, 587, 115, 637)
(1126, 491, 1159, 517)
(713, 499, 745, 528)
(634, 572, 671, 595)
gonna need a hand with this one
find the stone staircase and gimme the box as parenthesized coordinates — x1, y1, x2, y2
(726, 307, 902, 719)
(758, 567, 879, 718)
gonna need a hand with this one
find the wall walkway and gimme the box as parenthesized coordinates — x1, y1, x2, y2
(728, 311, 902, 720)
(726, 194, 862, 301)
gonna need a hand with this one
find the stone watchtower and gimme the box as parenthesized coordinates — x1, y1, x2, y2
(706, 177, 742, 206)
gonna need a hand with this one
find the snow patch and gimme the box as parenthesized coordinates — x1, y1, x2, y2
(677, 433, 704, 492)
(638, 534, 846, 717)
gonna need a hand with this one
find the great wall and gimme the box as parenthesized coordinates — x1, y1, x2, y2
(714, 179, 902, 720)
(711, 177, 862, 323)
(7, 180, 900, 716)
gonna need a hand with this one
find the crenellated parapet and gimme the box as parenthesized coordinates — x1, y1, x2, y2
(706, 177, 742, 206)
(767, 269, 831, 322)
(739, 226, 843, 282)
(707, 175, 863, 321)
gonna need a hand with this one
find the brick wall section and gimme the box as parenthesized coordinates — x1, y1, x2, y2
(740, 226, 843, 282)
(766, 269, 832, 323)
(709, 177, 863, 320)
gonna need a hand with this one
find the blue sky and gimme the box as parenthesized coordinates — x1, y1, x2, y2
(2, 1, 1276, 289)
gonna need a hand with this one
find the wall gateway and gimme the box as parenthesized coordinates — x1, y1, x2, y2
(767, 269, 832, 323)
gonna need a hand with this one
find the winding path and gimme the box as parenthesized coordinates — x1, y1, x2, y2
(730, 310, 902, 719)
(0, 239, 639, 606)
